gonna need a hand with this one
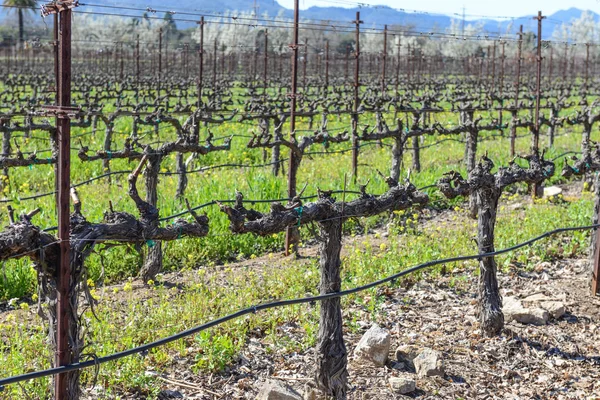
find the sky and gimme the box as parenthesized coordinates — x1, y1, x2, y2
(276, 0, 599, 19)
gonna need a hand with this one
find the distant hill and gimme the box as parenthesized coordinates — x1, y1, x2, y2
(1, 2, 598, 40)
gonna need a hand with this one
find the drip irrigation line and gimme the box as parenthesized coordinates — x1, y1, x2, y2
(0, 223, 597, 389)
(551, 151, 581, 161)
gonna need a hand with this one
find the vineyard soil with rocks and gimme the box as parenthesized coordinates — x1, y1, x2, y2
(73, 224, 599, 400)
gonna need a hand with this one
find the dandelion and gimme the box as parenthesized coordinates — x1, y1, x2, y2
(379, 243, 387, 251)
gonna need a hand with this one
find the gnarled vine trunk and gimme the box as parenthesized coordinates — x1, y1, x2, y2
(316, 213, 347, 399)
(139, 154, 163, 281)
(390, 134, 404, 183)
(475, 187, 504, 336)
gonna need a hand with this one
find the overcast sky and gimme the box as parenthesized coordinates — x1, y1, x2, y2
(276, 0, 598, 19)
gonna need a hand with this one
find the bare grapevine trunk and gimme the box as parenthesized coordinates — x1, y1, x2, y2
(467, 129, 479, 219)
(390, 134, 404, 183)
(272, 118, 282, 177)
(475, 187, 504, 336)
(547, 108, 555, 148)
(316, 212, 348, 399)
(510, 110, 517, 157)
(286, 152, 302, 253)
(1, 123, 10, 190)
(139, 154, 163, 281)
(411, 136, 420, 172)
(582, 123, 593, 190)
(102, 119, 114, 183)
(175, 153, 187, 199)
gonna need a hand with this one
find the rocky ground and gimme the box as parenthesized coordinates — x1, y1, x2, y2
(125, 254, 600, 400)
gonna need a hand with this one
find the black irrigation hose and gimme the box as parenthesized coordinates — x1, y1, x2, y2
(0, 222, 596, 389)
(551, 151, 581, 162)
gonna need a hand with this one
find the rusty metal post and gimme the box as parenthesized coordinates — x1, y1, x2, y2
(135, 34, 140, 86)
(325, 39, 329, 91)
(264, 29, 268, 95)
(491, 41, 496, 90)
(511, 25, 523, 158)
(285, 0, 300, 256)
(381, 25, 387, 94)
(197, 17, 204, 108)
(352, 11, 362, 184)
(158, 28, 162, 99)
(253, 37, 258, 85)
(212, 37, 217, 88)
(532, 12, 545, 198)
(532, 12, 544, 154)
(54, 3, 73, 399)
(498, 40, 505, 125)
(396, 36, 401, 93)
(548, 45, 553, 79)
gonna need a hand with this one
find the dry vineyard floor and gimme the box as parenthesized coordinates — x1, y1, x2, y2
(2, 182, 600, 399)
(84, 249, 600, 399)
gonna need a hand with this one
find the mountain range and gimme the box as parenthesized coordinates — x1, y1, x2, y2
(1, 2, 598, 40)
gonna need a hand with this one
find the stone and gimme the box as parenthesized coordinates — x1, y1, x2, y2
(522, 293, 553, 302)
(389, 376, 416, 394)
(395, 345, 421, 371)
(414, 348, 444, 378)
(354, 324, 391, 367)
(504, 297, 549, 325)
(540, 301, 566, 319)
(543, 186, 562, 198)
(257, 380, 303, 400)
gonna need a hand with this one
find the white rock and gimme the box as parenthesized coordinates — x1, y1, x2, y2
(354, 324, 391, 367)
(389, 376, 416, 394)
(522, 293, 553, 302)
(413, 348, 445, 378)
(504, 297, 549, 325)
(540, 301, 566, 319)
(395, 345, 420, 370)
(543, 186, 562, 198)
(257, 380, 303, 400)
